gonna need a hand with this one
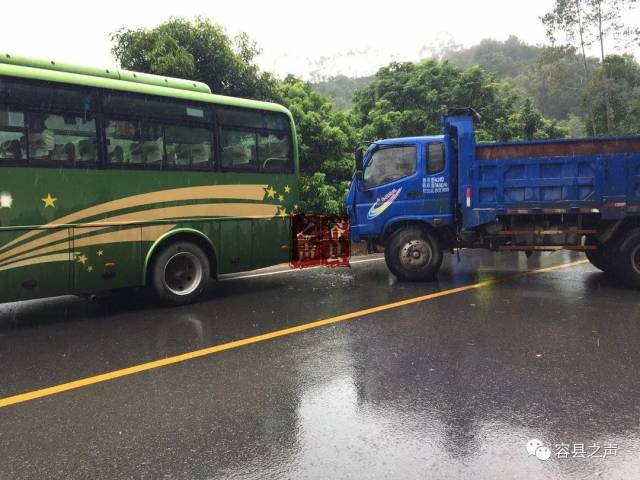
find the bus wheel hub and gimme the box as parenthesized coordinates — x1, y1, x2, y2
(163, 251, 203, 296)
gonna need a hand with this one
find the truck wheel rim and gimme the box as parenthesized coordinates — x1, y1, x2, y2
(632, 245, 640, 275)
(399, 239, 432, 271)
(163, 252, 203, 296)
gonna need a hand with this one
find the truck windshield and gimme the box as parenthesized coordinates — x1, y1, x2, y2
(363, 145, 416, 189)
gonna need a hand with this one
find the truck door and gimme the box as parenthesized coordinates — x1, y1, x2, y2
(353, 144, 422, 236)
(423, 142, 452, 215)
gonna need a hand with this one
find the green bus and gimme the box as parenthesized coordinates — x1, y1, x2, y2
(0, 54, 299, 305)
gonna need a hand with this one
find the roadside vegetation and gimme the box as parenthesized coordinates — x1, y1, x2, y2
(111, 1, 640, 214)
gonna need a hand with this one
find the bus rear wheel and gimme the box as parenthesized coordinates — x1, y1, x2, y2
(384, 226, 442, 281)
(151, 242, 210, 306)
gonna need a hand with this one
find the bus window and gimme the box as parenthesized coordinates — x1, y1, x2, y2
(217, 108, 289, 131)
(220, 129, 258, 170)
(258, 132, 291, 172)
(165, 125, 213, 169)
(0, 110, 25, 161)
(103, 93, 212, 123)
(105, 119, 164, 166)
(26, 112, 97, 163)
(0, 78, 95, 114)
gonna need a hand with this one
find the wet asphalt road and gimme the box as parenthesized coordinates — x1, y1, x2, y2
(1, 250, 640, 480)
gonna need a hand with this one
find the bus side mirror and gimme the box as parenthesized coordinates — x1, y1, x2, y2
(355, 147, 364, 172)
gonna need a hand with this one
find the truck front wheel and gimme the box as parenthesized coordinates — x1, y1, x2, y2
(611, 228, 640, 288)
(384, 227, 443, 281)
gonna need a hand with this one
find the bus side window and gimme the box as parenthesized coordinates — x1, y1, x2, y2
(0, 78, 98, 165)
(0, 110, 26, 161)
(427, 143, 445, 174)
(165, 125, 213, 169)
(28, 113, 97, 163)
(220, 129, 258, 170)
(105, 119, 164, 166)
(258, 132, 292, 172)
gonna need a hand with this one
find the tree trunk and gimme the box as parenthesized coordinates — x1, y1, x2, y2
(596, 0, 614, 133)
(575, 0, 598, 135)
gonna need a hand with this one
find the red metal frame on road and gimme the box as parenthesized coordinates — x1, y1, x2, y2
(290, 215, 350, 268)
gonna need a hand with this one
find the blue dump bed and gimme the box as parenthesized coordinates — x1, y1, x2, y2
(464, 136, 640, 227)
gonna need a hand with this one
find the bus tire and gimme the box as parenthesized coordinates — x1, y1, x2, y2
(150, 241, 210, 306)
(384, 226, 442, 281)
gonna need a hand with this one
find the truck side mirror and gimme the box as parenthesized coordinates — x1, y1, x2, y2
(355, 147, 364, 172)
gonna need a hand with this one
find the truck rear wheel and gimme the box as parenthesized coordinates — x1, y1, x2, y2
(610, 228, 640, 288)
(384, 226, 442, 281)
(150, 241, 210, 306)
(585, 240, 615, 274)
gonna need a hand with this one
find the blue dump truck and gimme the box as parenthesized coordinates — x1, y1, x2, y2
(346, 108, 640, 286)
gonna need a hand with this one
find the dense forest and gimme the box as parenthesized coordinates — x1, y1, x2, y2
(110, 2, 640, 214)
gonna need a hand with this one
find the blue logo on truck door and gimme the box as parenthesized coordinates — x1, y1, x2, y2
(367, 187, 402, 220)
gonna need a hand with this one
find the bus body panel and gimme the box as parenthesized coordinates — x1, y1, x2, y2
(0, 58, 299, 303)
(0, 147, 297, 303)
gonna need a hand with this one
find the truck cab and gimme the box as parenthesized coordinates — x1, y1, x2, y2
(347, 136, 455, 240)
(346, 134, 457, 279)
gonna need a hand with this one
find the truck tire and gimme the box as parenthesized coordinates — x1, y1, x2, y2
(610, 228, 640, 288)
(150, 241, 210, 306)
(384, 226, 442, 281)
(585, 248, 608, 272)
(585, 240, 615, 274)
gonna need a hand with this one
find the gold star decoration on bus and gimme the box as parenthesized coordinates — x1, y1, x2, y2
(278, 194, 285, 202)
(87, 266, 94, 273)
(77, 254, 88, 265)
(41, 193, 57, 208)
(264, 186, 277, 199)
(97, 250, 104, 257)
(277, 207, 288, 218)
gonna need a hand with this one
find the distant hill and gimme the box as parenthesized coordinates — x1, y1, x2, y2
(442, 36, 541, 79)
(311, 75, 374, 111)
(311, 36, 596, 121)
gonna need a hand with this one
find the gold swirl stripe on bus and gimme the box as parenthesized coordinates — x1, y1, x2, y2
(0, 184, 270, 253)
(0, 202, 280, 269)
(0, 202, 280, 265)
(0, 224, 177, 272)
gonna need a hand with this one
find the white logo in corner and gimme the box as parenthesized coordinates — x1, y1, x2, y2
(527, 439, 551, 460)
(0, 191, 13, 209)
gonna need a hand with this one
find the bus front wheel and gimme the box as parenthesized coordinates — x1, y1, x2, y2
(384, 226, 442, 281)
(151, 242, 210, 306)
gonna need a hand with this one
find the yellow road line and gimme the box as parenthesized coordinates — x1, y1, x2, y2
(0, 259, 588, 409)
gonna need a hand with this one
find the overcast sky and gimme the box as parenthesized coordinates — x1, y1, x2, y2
(2, 0, 639, 79)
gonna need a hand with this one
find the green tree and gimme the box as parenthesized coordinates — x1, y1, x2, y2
(585, 54, 640, 134)
(517, 46, 599, 120)
(542, 0, 640, 133)
(353, 60, 563, 142)
(276, 76, 359, 214)
(111, 16, 278, 100)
